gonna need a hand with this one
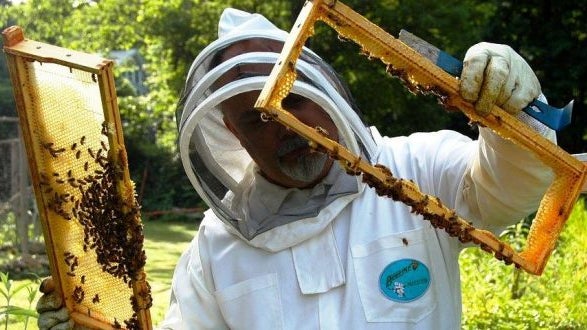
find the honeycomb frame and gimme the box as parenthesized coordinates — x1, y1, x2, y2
(2, 26, 152, 329)
(255, 0, 587, 275)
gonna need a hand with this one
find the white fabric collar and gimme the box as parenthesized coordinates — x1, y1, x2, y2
(225, 161, 360, 241)
(218, 162, 363, 252)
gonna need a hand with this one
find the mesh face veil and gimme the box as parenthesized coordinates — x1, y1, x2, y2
(176, 9, 377, 241)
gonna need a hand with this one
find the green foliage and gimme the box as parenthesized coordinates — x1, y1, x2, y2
(1, 0, 585, 209)
(0, 36, 17, 139)
(482, 0, 587, 153)
(124, 132, 202, 211)
(0, 212, 18, 249)
(2, 3, 584, 324)
(0, 272, 39, 330)
(460, 198, 587, 329)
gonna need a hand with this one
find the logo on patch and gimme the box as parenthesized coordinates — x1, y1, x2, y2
(379, 259, 430, 302)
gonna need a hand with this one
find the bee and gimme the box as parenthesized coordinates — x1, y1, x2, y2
(479, 243, 493, 253)
(72, 286, 84, 304)
(468, 120, 482, 127)
(70, 259, 79, 271)
(71, 143, 77, 151)
(101, 121, 113, 136)
(81, 275, 86, 284)
(92, 294, 100, 304)
(88, 148, 95, 158)
(402, 238, 408, 246)
(97, 157, 108, 168)
(80, 136, 86, 145)
(315, 126, 329, 137)
(434, 196, 444, 209)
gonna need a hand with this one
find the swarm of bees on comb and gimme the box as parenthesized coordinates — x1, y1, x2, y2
(35, 92, 151, 328)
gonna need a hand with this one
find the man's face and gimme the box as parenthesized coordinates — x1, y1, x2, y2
(217, 39, 338, 188)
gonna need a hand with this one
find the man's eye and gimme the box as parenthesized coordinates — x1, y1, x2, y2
(282, 94, 306, 109)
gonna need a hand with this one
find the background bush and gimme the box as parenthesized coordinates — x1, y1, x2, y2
(460, 197, 587, 329)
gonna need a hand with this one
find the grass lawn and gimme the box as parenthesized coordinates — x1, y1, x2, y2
(1, 218, 197, 329)
(142, 219, 198, 325)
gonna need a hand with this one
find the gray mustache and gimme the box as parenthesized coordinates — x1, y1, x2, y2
(277, 135, 309, 158)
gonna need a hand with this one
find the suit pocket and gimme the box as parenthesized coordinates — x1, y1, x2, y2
(214, 273, 283, 330)
(351, 227, 438, 323)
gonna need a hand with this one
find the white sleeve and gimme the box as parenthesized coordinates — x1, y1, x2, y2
(157, 233, 228, 330)
(457, 107, 556, 234)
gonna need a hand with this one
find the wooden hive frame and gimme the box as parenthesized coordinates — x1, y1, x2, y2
(2, 26, 152, 329)
(255, 0, 587, 275)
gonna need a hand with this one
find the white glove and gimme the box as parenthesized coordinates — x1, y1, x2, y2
(36, 277, 74, 330)
(460, 42, 541, 115)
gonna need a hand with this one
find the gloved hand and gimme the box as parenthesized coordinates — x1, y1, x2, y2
(460, 42, 541, 115)
(36, 277, 74, 330)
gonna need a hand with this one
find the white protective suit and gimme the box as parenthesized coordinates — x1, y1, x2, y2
(163, 8, 555, 330)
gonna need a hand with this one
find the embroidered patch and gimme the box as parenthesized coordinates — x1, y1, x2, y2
(379, 259, 430, 302)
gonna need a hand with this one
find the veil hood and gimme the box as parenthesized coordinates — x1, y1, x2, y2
(176, 8, 377, 247)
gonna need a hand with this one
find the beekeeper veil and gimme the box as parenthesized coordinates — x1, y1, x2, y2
(176, 8, 377, 246)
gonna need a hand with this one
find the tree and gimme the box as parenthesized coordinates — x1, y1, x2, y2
(1, 0, 296, 212)
(1, 1, 18, 135)
(1, 0, 583, 211)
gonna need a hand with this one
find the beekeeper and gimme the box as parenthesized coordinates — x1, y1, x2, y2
(37, 7, 556, 330)
(161, 8, 554, 330)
